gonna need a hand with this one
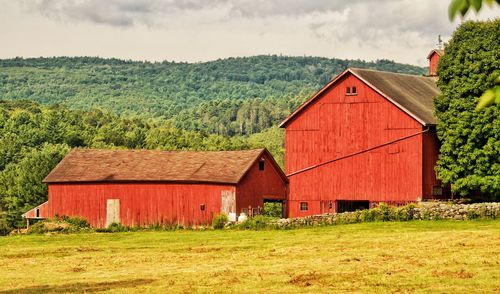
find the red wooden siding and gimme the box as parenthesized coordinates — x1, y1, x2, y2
(47, 183, 235, 227)
(22, 201, 49, 219)
(42, 149, 287, 227)
(285, 73, 426, 217)
(236, 152, 287, 216)
(428, 52, 440, 76)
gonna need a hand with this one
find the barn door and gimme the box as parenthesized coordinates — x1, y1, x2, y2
(221, 190, 236, 215)
(106, 199, 120, 227)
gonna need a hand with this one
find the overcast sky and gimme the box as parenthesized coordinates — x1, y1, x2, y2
(0, 1, 498, 66)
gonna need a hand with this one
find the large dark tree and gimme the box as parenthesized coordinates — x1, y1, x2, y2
(434, 20, 500, 198)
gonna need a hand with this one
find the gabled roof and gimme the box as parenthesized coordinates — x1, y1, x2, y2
(44, 148, 286, 184)
(427, 49, 445, 59)
(280, 68, 440, 127)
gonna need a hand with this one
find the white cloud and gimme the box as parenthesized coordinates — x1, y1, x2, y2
(1, 0, 498, 65)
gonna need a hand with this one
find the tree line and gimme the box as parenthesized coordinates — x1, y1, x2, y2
(0, 55, 426, 135)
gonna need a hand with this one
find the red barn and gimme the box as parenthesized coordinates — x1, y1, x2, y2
(281, 61, 448, 216)
(24, 148, 287, 227)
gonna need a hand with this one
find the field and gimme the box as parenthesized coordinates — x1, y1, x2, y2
(0, 221, 499, 293)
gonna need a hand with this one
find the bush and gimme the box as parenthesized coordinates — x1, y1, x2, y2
(212, 214, 228, 229)
(27, 220, 68, 234)
(377, 204, 392, 221)
(359, 209, 376, 222)
(263, 202, 283, 218)
(234, 215, 276, 230)
(26, 216, 92, 234)
(95, 222, 131, 233)
(0, 220, 13, 236)
(59, 216, 90, 229)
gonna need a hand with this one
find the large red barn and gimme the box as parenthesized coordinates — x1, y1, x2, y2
(24, 148, 287, 227)
(280, 55, 449, 217)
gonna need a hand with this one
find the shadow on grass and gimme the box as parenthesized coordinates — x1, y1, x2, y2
(0, 278, 155, 293)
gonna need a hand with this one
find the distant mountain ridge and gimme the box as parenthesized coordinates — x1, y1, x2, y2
(0, 55, 426, 135)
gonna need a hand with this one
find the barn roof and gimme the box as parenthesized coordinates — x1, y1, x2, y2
(44, 148, 284, 184)
(280, 68, 440, 127)
(427, 49, 445, 59)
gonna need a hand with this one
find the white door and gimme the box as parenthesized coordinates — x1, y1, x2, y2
(221, 190, 236, 215)
(106, 199, 120, 227)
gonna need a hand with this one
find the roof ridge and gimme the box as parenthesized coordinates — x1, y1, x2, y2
(70, 148, 266, 153)
(43, 147, 273, 184)
(349, 67, 430, 79)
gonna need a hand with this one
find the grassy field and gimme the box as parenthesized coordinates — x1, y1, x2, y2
(0, 221, 499, 293)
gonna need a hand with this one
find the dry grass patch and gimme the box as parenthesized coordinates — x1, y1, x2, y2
(0, 220, 498, 293)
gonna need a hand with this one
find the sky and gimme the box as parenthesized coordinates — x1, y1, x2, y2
(0, 0, 498, 66)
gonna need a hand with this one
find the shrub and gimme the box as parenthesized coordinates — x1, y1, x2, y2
(26, 216, 92, 234)
(212, 214, 228, 229)
(59, 216, 90, 229)
(0, 220, 13, 236)
(234, 215, 275, 230)
(360, 209, 376, 222)
(377, 204, 392, 221)
(396, 203, 417, 221)
(263, 202, 283, 218)
(27, 220, 68, 234)
(95, 223, 129, 233)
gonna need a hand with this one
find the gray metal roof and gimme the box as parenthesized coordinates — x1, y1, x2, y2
(350, 68, 439, 125)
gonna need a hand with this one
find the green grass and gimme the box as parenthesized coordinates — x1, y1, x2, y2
(0, 221, 499, 293)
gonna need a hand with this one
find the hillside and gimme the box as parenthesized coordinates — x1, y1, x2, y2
(0, 56, 426, 135)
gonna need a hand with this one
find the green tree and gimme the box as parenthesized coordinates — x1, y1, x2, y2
(0, 143, 70, 226)
(434, 20, 500, 198)
(449, 0, 500, 110)
(449, 0, 500, 20)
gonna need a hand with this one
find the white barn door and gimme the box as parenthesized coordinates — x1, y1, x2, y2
(221, 191, 236, 215)
(106, 199, 120, 227)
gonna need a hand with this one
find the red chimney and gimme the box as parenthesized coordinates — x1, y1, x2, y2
(427, 49, 444, 77)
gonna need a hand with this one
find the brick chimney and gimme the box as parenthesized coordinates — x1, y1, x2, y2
(427, 49, 444, 77)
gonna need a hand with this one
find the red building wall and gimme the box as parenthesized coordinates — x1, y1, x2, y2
(428, 52, 440, 76)
(285, 73, 427, 217)
(47, 182, 235, 227)
(422, 128, 445, 199)
(236, 152, 288, 216)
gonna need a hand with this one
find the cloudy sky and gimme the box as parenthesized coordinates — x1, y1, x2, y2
(0, 0, 498, 66)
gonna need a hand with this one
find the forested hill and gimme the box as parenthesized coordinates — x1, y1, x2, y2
(0, 55, 426, 136)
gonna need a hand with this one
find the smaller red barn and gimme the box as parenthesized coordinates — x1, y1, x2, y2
(24, 148, 287, 228)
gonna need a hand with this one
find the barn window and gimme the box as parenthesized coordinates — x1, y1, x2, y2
(432, 186, 443, 196)
(200, 204, 205, 211)
(300, 202, 308, 211)
(346, 87, 351, 94)
(35, 208, 40, 218)
(352, 86, 357, 94)
(259, 158, 265, 171)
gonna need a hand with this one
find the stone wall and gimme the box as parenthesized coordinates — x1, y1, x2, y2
(269, 202, 500, 229)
